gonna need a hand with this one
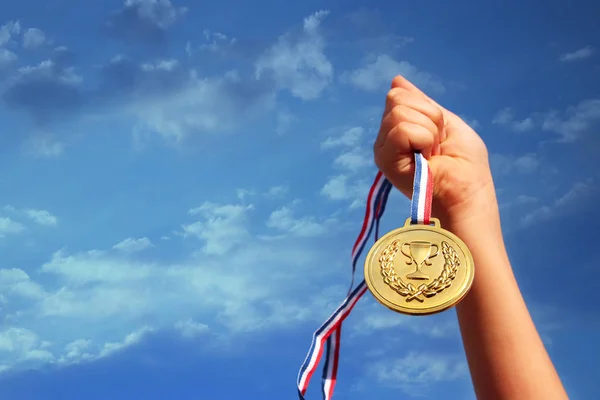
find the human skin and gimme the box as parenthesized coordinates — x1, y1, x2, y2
(374, 75, 569, 400)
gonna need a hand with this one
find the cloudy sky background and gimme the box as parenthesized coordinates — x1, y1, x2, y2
(0, 0, 599, 399)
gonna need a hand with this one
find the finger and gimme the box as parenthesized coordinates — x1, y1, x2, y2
(380, 88, 443, 153)
(390, 75, 453, 142)
(379, 121, 436, 160)
(392, 75, 462, 128)
(385, 88, 445, 132)
(377, 104, 438, 147)
(391, 75, 430, 99)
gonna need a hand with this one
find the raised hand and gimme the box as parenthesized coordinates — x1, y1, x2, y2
(374, 75, 497, 226)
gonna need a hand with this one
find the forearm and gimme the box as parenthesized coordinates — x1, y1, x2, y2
(447, 196, 568, 399)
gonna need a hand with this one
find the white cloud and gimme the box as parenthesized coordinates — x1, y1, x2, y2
(513, 154, 539, 172)
(0, 327, 37, 353)
(333, 148, 371, 171)
(25, 209, 58, 226)
(540, 99, 600, 142)
(122, 0, 187, 29)
(0, 206, 59, 234)
(141, 58, 178, 71)
(59, 339, 93, 364)
(321, 127, 363, 149)
(185, 31, 237, 56)
(34, 233, 336, 329)
(131, 68, 275, 144)
(0, 217, 25, 237)
(174, 318, 209, 338)
(56, 327, 152, 366)
(321, 174, 368, 206)
(40, 248, 156, 288)
(255, 10, 333, 100)
(23, 350, 54, 362)
(99, 326, 153, 358)
(369, 352, 468, 395)
(0, 268, 46, 300)
(521, 180, 595, 226)
(0, 48, 17, 67)
(267, 206, 333, 237)
(23, 28, 46, 49)
(492, 107, 535, 132)
(235, 185, 290, 202)
(0, 196, 350, 374)
(235, 189, 255, 201)
(6, 35, 275, 149)
(198, 29, 236, 53)
(459, 115, 481, 130)
(560, 46, 594, 62)
(0, 327, 54, 366)
(40, 286, 152, 319)
(516, 194, 538, 204)
(0, 20, 20, 46)
(15, 59, 82, 85)
(501, 194, 539, 210)
(275, 108, 297, 135)
(320, 125, 374, 207)
(265, 185, 289, 198)
(494, 100, 600, 143)
(182, 202, 253, 255)
(342, 54, 444, 94)
(512, 117, 535, 132)
(24, 135, 65, 158)
(490, 153, 539, 176)
(113, 237, 153, 253)
(492, 107, 513, 124)
(350, 301, 458, 339)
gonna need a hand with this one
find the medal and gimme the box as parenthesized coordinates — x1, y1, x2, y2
(364, 217, 474, 315)
(364, 153, 474, 315)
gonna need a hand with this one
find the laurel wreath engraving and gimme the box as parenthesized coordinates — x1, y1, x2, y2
(379, 240, 459, 302)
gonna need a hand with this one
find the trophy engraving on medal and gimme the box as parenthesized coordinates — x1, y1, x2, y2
(401, 241, 439, 281)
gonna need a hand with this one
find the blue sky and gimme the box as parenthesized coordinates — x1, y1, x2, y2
(0, 0, 599, 399)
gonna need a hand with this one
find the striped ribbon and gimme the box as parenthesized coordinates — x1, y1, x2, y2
(297, 153, 433, 399)
(410, 152, 433, 225)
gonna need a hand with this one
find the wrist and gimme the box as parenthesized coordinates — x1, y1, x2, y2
(434, 182, 505, 253)
(438, 188, 499, 226)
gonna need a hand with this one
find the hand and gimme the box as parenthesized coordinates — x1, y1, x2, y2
(374, 75, 497, 226)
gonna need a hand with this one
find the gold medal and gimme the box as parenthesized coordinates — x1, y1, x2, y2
(364, 217, 474, 315)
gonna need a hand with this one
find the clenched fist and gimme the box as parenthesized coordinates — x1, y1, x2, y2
(374, 76, 498, 227)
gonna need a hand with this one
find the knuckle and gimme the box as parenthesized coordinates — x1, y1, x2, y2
(394, 120, 414, 134)
(373, 152, 382, 169)
(386, 88, 409, 107)
(385, 89, 399, 106)
(390, 105, 410, 122)
(373, 139, 380, 155)
(373, 147, 385, 169)
(430, 105, 444, 126)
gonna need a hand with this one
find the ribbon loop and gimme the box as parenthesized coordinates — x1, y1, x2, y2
(297, 153, 432, 399)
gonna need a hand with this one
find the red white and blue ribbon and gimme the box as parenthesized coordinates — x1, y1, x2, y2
(320, 324, 341, 399)
(297, 152, 432, 399)
(410, 152, 433, 225)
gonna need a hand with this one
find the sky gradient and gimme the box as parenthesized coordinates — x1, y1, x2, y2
(0, 0, 599, 399)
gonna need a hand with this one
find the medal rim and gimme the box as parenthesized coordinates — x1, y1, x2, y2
(364, 218, 475, 316)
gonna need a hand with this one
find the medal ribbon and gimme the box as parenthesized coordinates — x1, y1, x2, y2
(297, 153, 432, 399)
(410, 152, 433, 225)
